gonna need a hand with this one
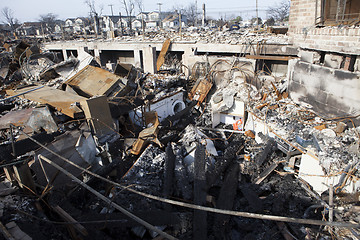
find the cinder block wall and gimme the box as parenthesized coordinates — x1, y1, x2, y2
(288, 0, 360, 54)
(288, 59, 360, 117)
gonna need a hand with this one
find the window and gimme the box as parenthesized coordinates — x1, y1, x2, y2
(318, 0, 360, 25)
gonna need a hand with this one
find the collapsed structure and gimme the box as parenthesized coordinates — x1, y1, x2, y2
(0, 1, 359, 239)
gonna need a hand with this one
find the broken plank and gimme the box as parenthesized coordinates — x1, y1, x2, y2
(52, 205, 88, 236)
(156, 39, 171, 71)
(80, 96, 114, 137)
(6, 85, 86, 118)
(12, 163, 35, 193)
(254, 162, 279, 184)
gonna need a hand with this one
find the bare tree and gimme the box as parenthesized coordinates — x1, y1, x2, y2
(135, 0, 145, 32)
(267, 0, 290, 22)
(121, 0, 135, 31)
(85, 0, 103, 35)
(184, 3, 199, 26)
(171, 4, 186, 13)
(1, 7, 19, 32)
(39, 13, 58, 33)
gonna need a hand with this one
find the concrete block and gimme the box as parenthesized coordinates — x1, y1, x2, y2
(143, 46, 156, 74)
(355, 57, 360, 72)
(133, 49, 141, 68)
(324, 54, 343, 69)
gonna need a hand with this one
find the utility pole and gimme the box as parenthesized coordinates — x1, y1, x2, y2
(108, 4, 114, 16)
(179, 11, 182, 39)
(119, 12, 123, 36)
(195, 0, 198, 27)
(202, 3, 206, 27)
(157, 3, 162, 29)
(256, 0, 259, 31)
(141, 3, 145, 40)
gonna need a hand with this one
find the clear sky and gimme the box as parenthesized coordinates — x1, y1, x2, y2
(1, 0, 283, 22)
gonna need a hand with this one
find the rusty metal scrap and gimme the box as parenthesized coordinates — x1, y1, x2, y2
(131, 111, 163, 155)
(6, 85, 86, 118)
(0, 106, 58, 133)
(188, 77, 213, 106)
(65, 65, 127, 98)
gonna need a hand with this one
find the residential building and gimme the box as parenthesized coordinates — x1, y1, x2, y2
(16, 22, 42, 36)
(162, 13, 187, 28)
(287, 0, 360, 118)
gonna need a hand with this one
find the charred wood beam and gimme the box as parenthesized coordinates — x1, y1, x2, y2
(193, 143, 207, 240)
(254, 162, 279, 184)
(163, 143, 176, 211)
(255, 137, 276, 166)
(213, 163, 239, 239)
(51, 205, 88, 236)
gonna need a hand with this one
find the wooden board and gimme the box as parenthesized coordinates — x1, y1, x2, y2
(156, 39, 171, 71)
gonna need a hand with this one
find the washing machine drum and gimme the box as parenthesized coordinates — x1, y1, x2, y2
(171, 100, 185, 115)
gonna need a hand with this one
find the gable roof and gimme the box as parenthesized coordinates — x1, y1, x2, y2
(163, 14, 179, 22)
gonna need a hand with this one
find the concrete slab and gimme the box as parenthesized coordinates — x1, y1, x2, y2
(143, 46, 156, 74)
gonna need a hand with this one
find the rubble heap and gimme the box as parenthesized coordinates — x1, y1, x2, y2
(0, 40, 359, 240)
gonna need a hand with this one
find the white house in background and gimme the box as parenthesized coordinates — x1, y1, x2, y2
(102, 16, 121, 31)
(136, 12, 149, 21)
(64, 17, 88, 33)
(16, 22, 42, 36)
(132, 19, 143, 29)
(74, 18, 85, 32)
(162, 13, 187, 28)
(148, 11, 160, 21)
(54, 24, 61, 33)
(115, 16, 135, 29)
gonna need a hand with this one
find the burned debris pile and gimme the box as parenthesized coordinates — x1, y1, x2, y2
(0, 40, 359, 240)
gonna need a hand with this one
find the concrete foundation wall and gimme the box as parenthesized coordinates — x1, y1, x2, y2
(288, 59, 360, 116)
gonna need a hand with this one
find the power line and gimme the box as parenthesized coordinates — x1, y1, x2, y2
(207, 6, 271, 9)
